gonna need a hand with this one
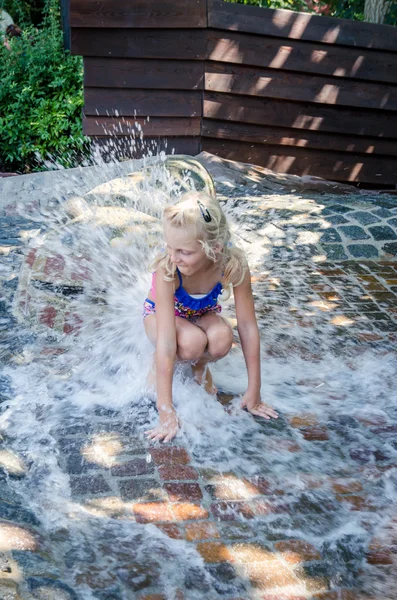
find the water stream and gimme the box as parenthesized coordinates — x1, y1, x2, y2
(0, 148, 396, 599)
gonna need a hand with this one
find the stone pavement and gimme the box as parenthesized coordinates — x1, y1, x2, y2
(0, 156, 397, 599)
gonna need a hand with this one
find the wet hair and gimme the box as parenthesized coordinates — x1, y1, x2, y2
(152, 191, 247, 287)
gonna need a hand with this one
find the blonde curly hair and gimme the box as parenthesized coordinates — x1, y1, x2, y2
(152, 191, 247, 288)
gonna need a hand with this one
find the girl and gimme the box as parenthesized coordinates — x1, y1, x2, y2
(143, 191, 278, 442)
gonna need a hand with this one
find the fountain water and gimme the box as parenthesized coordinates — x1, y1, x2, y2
(0, 141, 396, 599)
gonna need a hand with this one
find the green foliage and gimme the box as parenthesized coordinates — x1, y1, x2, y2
(0, 0, 46, 27)
(225, 0, 396, 24)
(226, 0, 309, 10)
(0, 0, 90, 173)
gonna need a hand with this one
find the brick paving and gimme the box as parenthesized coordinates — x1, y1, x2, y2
(0, 184, 397, 598)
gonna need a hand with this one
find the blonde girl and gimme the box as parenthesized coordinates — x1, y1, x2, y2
(143, 191, 278, 442)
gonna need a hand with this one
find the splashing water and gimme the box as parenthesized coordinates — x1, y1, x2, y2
(0, 138, 397, 599)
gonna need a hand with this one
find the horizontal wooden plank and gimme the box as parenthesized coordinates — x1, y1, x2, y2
(83, 116, 201, 136)
(208, 0, 397, 53)
(204, 92, 397, 139)
(84, 89, 202, 117)
(202, 119, 397, 157)
(205, 62, 397, 112)
(71, 29, 206, 59)
(207, 30, 397, 84)
(92, 136, 201, 159)
(70, 0, 207, 28)
(202, 138, 397, 185)
(84, 58, 204, 90)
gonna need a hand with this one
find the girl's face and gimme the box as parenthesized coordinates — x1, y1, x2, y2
(164, 223, 210, 276)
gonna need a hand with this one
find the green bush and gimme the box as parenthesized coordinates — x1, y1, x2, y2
(225, 0, 396, 24)
(0, 0, 90, 173)
(1, 0, 46, 27)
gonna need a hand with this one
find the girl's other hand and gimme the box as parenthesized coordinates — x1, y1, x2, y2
(145, 407, 180, 443)
(241, 392, 278, 420)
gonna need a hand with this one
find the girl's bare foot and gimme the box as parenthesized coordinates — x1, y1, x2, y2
(192, 362, 217, 395)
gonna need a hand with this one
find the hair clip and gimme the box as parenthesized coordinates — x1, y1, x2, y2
(197, 200, 212, 223)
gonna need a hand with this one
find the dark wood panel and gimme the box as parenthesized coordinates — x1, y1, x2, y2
(202, 119, 397, 157)
(207, 30, 397, 84)
(84, 58, 204, 90)
(83, 116, 201, 136)
(92, 136, 201, 160)
(71, 29, 206, 59)
(208, 0, 397, 52)
(202, 138, 396, 185)
(205, 62, 397, 112)
(70, 0, 207, 28)
(84, 89, 202, 117)
(204, 92, 397, 138)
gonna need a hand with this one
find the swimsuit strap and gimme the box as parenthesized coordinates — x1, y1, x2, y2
(176, 268, 183, 289)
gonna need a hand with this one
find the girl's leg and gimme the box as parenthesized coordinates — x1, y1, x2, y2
(144, 315, 208, 389)
(193, 313, 234, 394)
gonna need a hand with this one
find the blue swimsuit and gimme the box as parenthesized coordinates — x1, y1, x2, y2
(143, 268, 223, 322)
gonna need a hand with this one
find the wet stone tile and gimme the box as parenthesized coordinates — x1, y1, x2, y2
(118, 478, 165, 502)
(210, 501, 257, 521)
(184, 566, 211, 592)
(319, 227, 342, 244)
(372, 207, 393, 218)
(133, 502, 174, 523)
(325, 214, 349, 225)
(217, 521, 256, 541)
(55, 421, 94, 436)
(164, 482, 202, 503)
(185, 521, 220, 541)
(171, 503, 209, 521)
(58, 438, 87, 454)
(70, 474, 111, 496)
(157, 464, 198, 481)
(332, 480, 363, 495)
(383, 242, 397, 255)
(365, 548, 393, 565)
(274, 539, 321, 564)
(0, 500, 40, 526)
(349, 446, 373, 463)
(322, 205, 352, 214)
(149, 447, 190, 465)
(347, 244, 378, 258)
(350, 211, 381, 225)
(196, 541, 233, 563)
(12, 550, 59, 577)
(117, 561, 160, 592)
(65, 453, 102, 475)
(323, 245, 348, 261)
(339, 226, 370, 240)
(206, 562, 247, 595)
(300, 425, 330, 441)
(154, 523, 183, 539)
(243, 557, 301, 590)
(27, 577, 78, 600)
(111, 458, 154, 477)
(369, 225, 397, 241)
(93, 406, 121, 418)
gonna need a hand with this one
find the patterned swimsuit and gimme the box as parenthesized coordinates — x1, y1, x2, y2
(143, 268, 223, 323)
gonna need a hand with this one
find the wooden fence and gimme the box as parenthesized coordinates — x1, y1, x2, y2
(69, 0, 397, 186)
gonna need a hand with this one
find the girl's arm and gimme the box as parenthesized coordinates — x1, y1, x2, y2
(234, 267, 278, 419)
(146, 266, 179, 442)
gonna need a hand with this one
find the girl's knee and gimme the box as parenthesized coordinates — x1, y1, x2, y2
(208, 327, 233, 360)
(177, 329, 207, 362)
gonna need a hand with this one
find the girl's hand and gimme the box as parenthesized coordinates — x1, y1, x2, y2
(145, 407, 180, 443)
(241, 392, 278, 420)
